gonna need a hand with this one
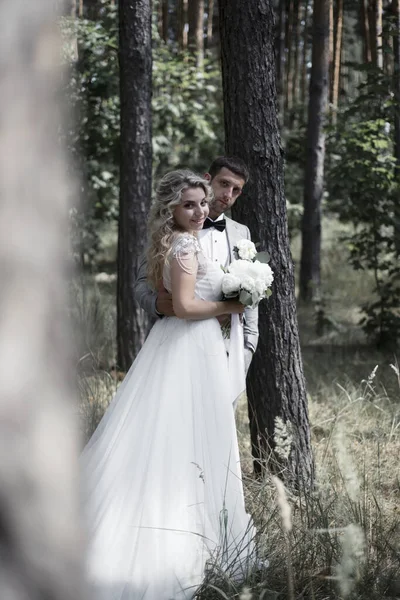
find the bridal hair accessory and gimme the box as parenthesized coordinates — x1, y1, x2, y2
(221, 239, 274, 309)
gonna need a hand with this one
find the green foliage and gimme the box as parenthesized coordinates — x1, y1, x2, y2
(282, 126, 306, 237)
(152, 48, 224, 179)
(63, 2, 224, 265)
(327, 113, 400, 348)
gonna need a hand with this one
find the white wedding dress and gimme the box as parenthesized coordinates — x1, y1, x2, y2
(81, 233, 254, 600)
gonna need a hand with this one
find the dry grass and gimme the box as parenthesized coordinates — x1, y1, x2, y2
(75, 218, 400, 599)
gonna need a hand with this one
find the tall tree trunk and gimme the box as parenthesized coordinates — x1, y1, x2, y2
(219, 0, 314, 488)
(276, 0, 286, 121)
(376, 0, 383, 68)
(361, 0, 372, 62)
(118, 0, 152, 371)
(300, 0, 329, 301)
(329, 0, 334, 99)
(291, 0, 301, 115)
(206, 0, 214, 47)
(0, 0, 84, 597)
(285, 0, 295, 124)
(300, 0, 310, 121)
(368, 0, 378, 65)
(178, 0, 189, 49)
(158, 0, 169, 41)
(331, 0, 343, 124)
(393, 0, 400, 253)
(188, 0, 204, 66)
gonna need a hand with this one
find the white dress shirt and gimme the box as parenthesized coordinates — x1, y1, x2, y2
(197, 215, 230, 268)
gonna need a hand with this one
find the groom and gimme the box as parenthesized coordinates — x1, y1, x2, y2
(134, 156, 259, 372)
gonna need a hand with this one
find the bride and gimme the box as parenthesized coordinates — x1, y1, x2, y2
(81, 170, 255, 600)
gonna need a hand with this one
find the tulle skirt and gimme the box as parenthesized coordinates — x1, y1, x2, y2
(81, 316, 254, 600)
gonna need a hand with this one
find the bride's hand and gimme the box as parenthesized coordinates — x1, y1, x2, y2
(216, 314, 231, 326)
(225, 300, 245, 315)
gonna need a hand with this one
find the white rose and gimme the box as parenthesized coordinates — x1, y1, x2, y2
(227, 259, 252, 278)
(241, 275, 256, 293)
(245, 261, 274, 288)
(222, 273, 241, 295)
(236, 239, 257, 261)
(254, 278, 266, 295)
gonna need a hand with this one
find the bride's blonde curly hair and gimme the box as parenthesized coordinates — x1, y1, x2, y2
(147, 169, 212, 288)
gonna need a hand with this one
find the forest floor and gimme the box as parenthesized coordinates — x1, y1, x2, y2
(74, 218, 400, 599)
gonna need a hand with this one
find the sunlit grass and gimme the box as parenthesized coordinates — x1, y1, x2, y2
(75, 217, 399, 599)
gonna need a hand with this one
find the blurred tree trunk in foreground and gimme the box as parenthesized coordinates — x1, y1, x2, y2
(118, 0, 152, 370)
(0, 1, 84, 598)
(300, 0, 329, 302)
(219, 0, 315, 489)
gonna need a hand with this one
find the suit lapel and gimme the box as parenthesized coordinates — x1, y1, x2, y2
(225, 217, 241, 262)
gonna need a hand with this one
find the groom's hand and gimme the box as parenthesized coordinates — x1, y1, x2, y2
(156, 283, 175, 317)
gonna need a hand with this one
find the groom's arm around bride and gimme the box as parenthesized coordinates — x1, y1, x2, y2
(133, 156, 259, 372)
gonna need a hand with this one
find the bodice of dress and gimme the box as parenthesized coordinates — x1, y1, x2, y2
(163, 233, 223, 302)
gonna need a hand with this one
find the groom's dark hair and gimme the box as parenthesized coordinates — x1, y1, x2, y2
(208, 156, 250, 183)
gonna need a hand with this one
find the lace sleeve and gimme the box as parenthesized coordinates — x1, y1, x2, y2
(170, 234, 201, 275)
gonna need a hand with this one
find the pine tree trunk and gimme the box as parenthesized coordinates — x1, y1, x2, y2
(331, 0, 343, 124)
(118, 0, 152, 371)
(361, 0, 372, 62)
(393, 0, 400, 253)
(0, 0, 84, 597)
(206, 0, 214, 47)
(158, 0, 169, 42)
(300, 0, 310, 120)
(163, 0, 169, 41)
(285, 0, 295, 124)
(291, 0, 301, 115)
(188, 0, 204, 66)
(219, 0, 315, 489)
(276, 0, 286, 121)
(368, 0, 378, 65)
(177, 0, 188, 49)
(300, 0, 329, 301)
(329, 0, 334, 101)
(376, 0, 383, 68)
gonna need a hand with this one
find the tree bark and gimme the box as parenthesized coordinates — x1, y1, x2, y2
(219, 0, 315, 488)
(300, 0, 310, 120)
(206, 0, 214, 48)
(291, 0, 301, 113)
(361, 0, 372, 62)
(158, 0, 169, 42)
(276, 0, 286, 121)
(376, 0, 383, 69)
(118, 0, 152, 371)
(285, 0, 295, 123)
(0, 0, 84, 597)
(331, 0, 343, 124)
(178, 0, 189, 49)
(368, 0, 378, 65)
(300, 0, 329, 302)
(188, 0, 205, 66)
(393, 0, 400, 253)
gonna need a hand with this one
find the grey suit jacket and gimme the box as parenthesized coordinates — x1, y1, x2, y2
(133, 216, 259, 353)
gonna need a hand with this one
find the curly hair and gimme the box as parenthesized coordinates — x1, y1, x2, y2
(146, 170, 212, 288)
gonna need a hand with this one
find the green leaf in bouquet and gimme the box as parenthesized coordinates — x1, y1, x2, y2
(239, 290, 253, 306)
(265, 288, 273, 298)
(255, 251, 270, 263)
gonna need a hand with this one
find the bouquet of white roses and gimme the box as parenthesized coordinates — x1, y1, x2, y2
(221, 239, 274, 308)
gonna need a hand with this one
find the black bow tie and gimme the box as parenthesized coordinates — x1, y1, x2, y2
(203, 218, 226, 232)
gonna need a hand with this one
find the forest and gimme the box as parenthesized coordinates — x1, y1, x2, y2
(60, 0, 400, 598)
